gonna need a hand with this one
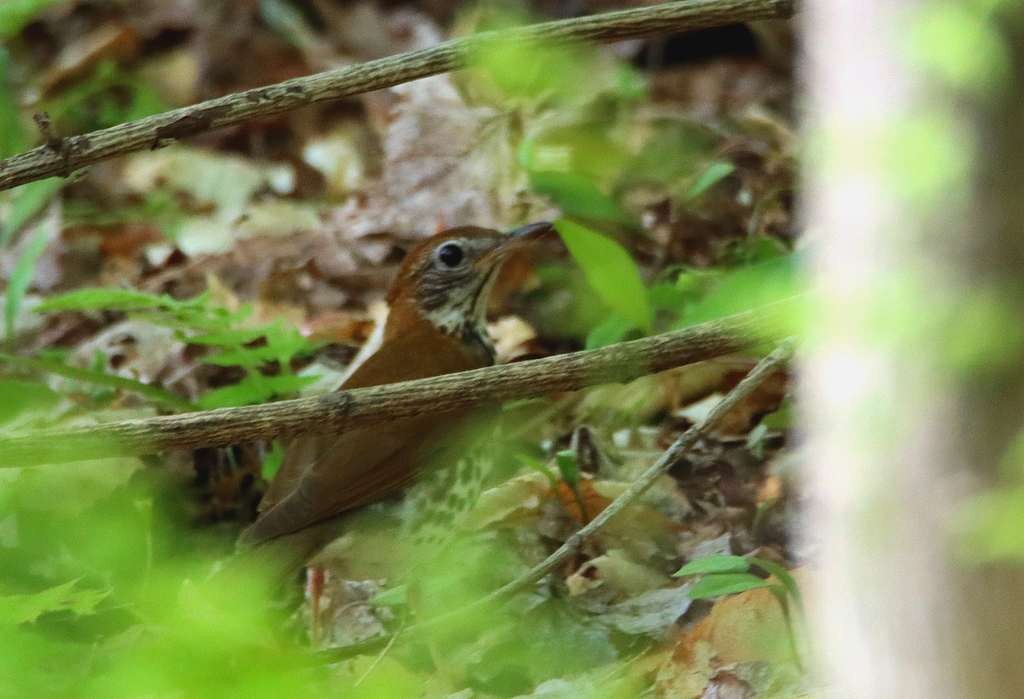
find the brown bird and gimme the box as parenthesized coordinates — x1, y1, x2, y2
(238, 222, 552, 578)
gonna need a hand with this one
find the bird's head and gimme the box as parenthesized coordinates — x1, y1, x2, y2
(384, 222, 553, 348)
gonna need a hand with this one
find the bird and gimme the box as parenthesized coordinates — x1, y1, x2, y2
(237, 222, 553, 586)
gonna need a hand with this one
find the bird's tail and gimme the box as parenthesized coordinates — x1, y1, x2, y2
(212, 521, 339, 590)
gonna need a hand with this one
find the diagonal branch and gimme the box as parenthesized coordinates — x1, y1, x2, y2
(0, 0, 795, 192)
(482, 339, 794, 603)
(0, 306, 784, 468)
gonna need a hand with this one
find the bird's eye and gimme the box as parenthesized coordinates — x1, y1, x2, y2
(436, 242, 465, 269)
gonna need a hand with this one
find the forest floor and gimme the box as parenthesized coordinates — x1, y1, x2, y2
(0, 2, 803, 697)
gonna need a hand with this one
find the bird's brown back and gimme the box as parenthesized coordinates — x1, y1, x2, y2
(240, 317, 491, 547)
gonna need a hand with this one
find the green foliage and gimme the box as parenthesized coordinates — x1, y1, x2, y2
(674, 554, 750, 576)
(0, 579, 108, 625)
(675, 553, 804, 668)
(0, 352, 194, 411)
(42, 60, 166, 133)
(260, 441, 285, 480)
(556, 219, 652, 334)
(555, 448, 580, 487)
(685, 160, 736, 202)
(4, 224, 52, 339)
(673, 251, 801, 328)
(35, 288, 322, 409)
(37, 287, 203, 313)
(0, 178, 63, 246)
(0, 0, 65, 40)
(0, 453, 331, 698)
(528, 171, 630, 224)
(906, 2, 1010, 93)
(0, 377, 61, 424)
(0, 47, 27, 157)
(64, 189, 189, 240)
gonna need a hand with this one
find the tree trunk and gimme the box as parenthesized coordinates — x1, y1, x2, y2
(802, 1, 1024, 696)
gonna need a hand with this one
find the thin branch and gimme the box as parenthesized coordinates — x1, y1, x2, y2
(481, 340, 794, 603)
(0, 306, 785, 467)
(315, 340, 794, 664)
(0, 0, 795, 192)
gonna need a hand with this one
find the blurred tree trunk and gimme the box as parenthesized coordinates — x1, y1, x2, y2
(802, 1, 1024, 696)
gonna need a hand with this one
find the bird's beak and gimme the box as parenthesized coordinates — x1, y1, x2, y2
(477, 221, 554, 268)
(507, 221, 555, 241)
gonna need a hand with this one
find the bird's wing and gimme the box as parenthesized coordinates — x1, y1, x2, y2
(242, 326, 485, 546)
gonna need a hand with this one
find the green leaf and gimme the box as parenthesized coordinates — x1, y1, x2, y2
(0, 178, 63, 246)
(0, 378, 61, 425)
(202, 324, 315, 368)
(4, 221, 53, 339)
(675, 254, 802, 328)
(555, 449, 579, 487)
(556, 219, 652, 332)
(749, 557, 802, 608)
(762, 397, 795, 430)
(370, 584, 408, 608)
(0, 353, 194, 411)
(529, 172, 630, 223)
(674, 554, 751, 577)
(0, 0, 66, 40)
(202, 346, 284, 368)
(197, 373, 318, 409)
(685, 161, 735, 202)
(518, 454, 557, 487)
(584, 314, 635, 349)
(188, 327, 274, 346)
(0, 579, 108, 625)
(687, 573, 775, 600)
(0, 48, 27, 158)
(261, 441, 284, 480)
(35, 288, 174, 313)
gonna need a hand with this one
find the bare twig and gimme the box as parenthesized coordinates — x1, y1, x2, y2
(315, 340, 794, 664)
(0, 307, 785, 468)
(0, 0, 795, 192)
(481, 340, 794, 603)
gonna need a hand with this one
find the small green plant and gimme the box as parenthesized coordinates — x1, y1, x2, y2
(675, 553, 805, 669)
(33, 287, 322, 410)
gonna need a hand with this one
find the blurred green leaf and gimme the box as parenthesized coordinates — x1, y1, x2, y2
(585, 314, 635, 349)
(556, 219, 652, 332)
(763, 397, 795, 429)
(5, 220, 53, 339)
(0, 178, 63, 246)
(43, 60, 167, 134)
(0, 579, 108, 625)
(676, 254, 801, 328)
(749, 556, 802, 608)
(198, 373, 318, 409)
(0, 378, 61, 424)
(0, 48, 27, 157)
(261, 441, 284, 480)
(36, 288, 178, 313)
(674, 554, 751, 577)
(555, 449, 579, 487)
(260, 0, 318, 49)
(685, 160, 735, 201)
(0, 352, 194, 411)
(529, 171, 629, 223)
(688, 573, 776, 600)
(370, 584, 408, 608)
(0, 0, 65, 40)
